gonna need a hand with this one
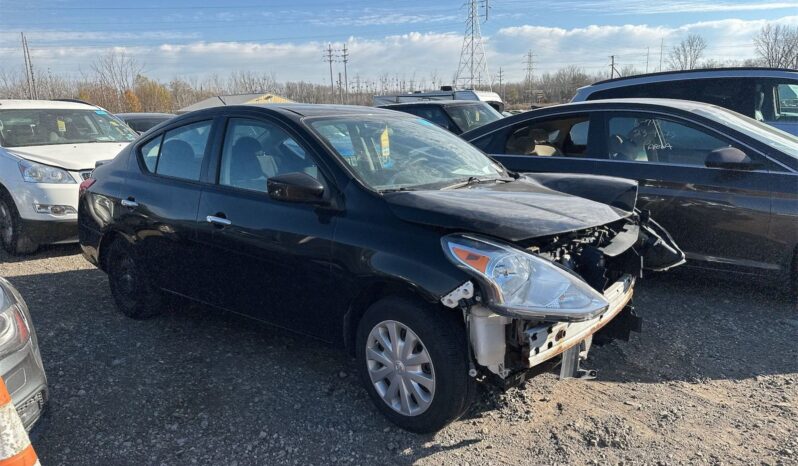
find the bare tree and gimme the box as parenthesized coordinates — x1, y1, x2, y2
(668, 34, 707, 70)
(754, 24, 798, 69)
(83, 52, 143, 111)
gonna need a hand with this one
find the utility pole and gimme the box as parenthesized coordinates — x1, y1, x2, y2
(646, 47, 650, 73)
(609, 55, 617, 78)
(455, 0, 491, 90)
(523, 50, 535, 102)
(324, 43, 335, 101)
(659, 38, 664, 71)
(341, 43, 349, 104)
(337, 72, 343, 104)
(21, 32, 37, 99)
(496, 67, 504, 100)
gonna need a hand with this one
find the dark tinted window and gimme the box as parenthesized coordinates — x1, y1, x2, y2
(219, 118, 319, 193)
(504, 115, 590, 157)
(590, 78, 752, 116)
(606, 113, 732, 166)
(126, 118, 169, 133)
(398, 106, 455, 132)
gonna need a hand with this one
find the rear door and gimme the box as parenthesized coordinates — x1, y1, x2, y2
(470, 112, 602, 175)
(120, 118, 218, 296)
(192, 115, 338, 338)
(592, 110, 776, 273)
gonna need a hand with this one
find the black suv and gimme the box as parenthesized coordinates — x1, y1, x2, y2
(78, 104, 683, 432)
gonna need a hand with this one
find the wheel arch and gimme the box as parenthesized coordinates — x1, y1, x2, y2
(341, 279, 457, 356)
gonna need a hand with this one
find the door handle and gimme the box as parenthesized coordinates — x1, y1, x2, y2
(206, 215, 232, 227)
(120, 198, 139, 208)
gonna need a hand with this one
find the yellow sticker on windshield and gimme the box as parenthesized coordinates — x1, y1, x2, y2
(380, 127, 390, 157)
(110, 120, 119, 126)
(379, 126, 394, 168)
(57, 119, 66, 132)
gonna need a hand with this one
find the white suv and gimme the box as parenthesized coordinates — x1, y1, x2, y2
(0, 100, 137, 254)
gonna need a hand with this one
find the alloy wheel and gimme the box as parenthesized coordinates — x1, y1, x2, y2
(365, 320, 435, 416)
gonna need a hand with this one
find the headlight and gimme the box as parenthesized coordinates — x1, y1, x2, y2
(0, 280, 31, 358)
(18, 160, 76, 184)
(442, 234, 609, 321)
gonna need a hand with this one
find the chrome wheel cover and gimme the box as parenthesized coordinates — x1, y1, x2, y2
(366, 320, 435, 416)
(0, 201, 13, 245)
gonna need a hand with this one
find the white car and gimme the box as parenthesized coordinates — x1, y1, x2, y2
(0, 100, 137, 254)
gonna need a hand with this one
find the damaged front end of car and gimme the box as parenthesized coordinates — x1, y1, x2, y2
(439, 181, 684, 387)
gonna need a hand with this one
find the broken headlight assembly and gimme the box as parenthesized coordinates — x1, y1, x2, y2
(442, 234, 609, 321)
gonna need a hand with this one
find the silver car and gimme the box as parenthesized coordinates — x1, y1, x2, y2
(0, 277, 47, 430)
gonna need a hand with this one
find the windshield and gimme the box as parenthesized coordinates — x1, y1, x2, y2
(309, 116, 506, 192)
(0, 108, 137, 148)
(693, 105, 798, 159)
(446, 103, 502, 132)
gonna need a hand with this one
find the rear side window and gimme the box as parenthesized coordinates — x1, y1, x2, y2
(139, 120, 212, 181)
(401, 106, 455, 132)
(503, 115, 590, 157)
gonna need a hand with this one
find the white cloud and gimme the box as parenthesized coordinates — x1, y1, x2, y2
(548, 1, 798, 14)
(0, 16, 793, 84)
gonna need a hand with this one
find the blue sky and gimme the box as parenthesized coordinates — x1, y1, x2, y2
(0, 0, 796, 84)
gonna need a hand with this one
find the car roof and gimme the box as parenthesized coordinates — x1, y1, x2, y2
(381, 100, 485, 108)
(578, 67, 798, 93)
(0, 99, 99, 110)
(116, 112, 175, 118)
(186, 103, 410, 121)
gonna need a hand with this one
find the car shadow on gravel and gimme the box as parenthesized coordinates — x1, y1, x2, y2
(0, 243, 81, 263)
(6, 266, 797, 464)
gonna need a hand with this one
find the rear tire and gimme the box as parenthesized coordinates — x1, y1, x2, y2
(0, 192, 39, 255)
(356, 296, 473, 433)
(106, 239, 163, 319)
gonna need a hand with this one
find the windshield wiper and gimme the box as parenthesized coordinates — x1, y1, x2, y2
(442, 176, 513, 190)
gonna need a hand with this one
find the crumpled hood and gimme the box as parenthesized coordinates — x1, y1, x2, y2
(5, 142, 129, 171)
(384, 178, 629, 242)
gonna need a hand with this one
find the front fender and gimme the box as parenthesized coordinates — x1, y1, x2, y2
(523, 173, 638, 213)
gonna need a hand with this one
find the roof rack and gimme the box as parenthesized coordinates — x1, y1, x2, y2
(591, 67, 797, 86)
(53, 98, 96, 107)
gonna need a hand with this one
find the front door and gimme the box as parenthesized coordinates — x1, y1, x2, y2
(592, 111, 775, 273)
(193, 116, 338, 338)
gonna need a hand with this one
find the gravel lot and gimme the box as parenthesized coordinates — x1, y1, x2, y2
(2, 245, 796, 465)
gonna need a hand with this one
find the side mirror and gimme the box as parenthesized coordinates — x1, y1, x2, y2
(267, 172, 326, 204)
(705, 147, 760, 170)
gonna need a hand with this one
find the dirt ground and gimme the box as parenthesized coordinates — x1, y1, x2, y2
(2, 245, 796, 465)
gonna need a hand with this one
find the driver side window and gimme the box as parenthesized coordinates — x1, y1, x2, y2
(219, 118, 320, 193)
(606, 114, 732, 166)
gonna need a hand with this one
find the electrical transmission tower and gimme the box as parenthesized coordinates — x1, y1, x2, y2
(455, 0, 490, 90)
(523, 50, 534, 102)
(21, 32, 37, 99)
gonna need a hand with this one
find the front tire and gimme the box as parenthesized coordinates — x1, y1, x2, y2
(356, 297, 473, 433)
(106, 239, 163, 319)
(0, 193, 38, 255)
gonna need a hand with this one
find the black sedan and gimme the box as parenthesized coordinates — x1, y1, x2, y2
(78, 104, 682, 432)
(462, 99, 798, 290)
